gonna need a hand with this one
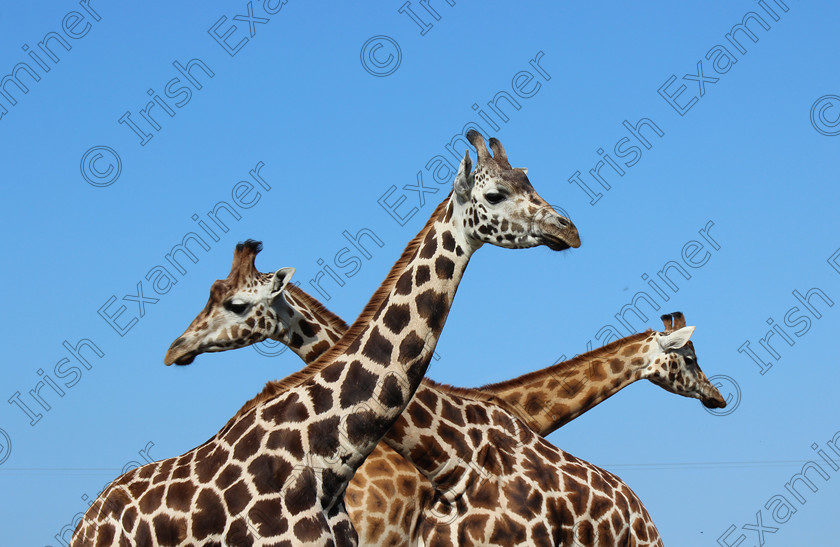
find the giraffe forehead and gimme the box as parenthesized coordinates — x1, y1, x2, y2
(475, 165, 533, 192)
(230, 278, 277, 303)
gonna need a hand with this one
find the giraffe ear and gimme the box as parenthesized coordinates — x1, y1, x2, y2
(453, 150, 474, 200)
(270, 267, 295, 297)
(515, 167, 528, 175)
(658, 326, 695, 351)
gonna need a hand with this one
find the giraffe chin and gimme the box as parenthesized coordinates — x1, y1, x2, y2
(542, 234, 579, 252)
(174, 355, 196, 366)
(544, 240, 572, 251)
(164, 352, 196, 366)
(541, 230, 580, 251)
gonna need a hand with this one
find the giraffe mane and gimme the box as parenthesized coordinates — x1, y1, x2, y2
(224, 193, 454, 423)
(474, 330, 655, 393)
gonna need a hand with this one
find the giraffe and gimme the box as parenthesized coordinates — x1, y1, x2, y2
(479, 311, 726, 436)
(166, 239, 724, 545)
(72, 131, 581, 546)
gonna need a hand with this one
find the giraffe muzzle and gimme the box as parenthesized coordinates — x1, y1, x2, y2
(541, 218, 581, 250)
(164, 352, 197, 366)
(164, 338, 197, 366)
(701, 389, 727, 409)
(532, 205, 581, 250)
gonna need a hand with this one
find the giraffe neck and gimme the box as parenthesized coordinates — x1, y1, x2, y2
(263, 284, 659, 439)
(271, 284, 348, 362)
(483, 331, 657, 435)
(257, 281, 540, 504)
(380, 384, 529, 501)
(260, 280, 543, 505)
(231, 197, 478, 480)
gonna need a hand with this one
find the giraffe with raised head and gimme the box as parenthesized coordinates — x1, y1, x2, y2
(72, 131, 581, 545)
(166, 237, 724, 544)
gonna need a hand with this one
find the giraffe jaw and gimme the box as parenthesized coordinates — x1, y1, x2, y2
(165, 333, 212, 365)
(170, 354, 196, 366)
(542, 236, 574, 251)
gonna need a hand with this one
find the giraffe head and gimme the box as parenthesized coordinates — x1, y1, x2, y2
(164, 240, 296, 366)
(455, 130, 580, 251)
(642, 312, 726, 408)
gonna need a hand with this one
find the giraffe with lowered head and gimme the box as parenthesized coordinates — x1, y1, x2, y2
(72, 131, 580, 545)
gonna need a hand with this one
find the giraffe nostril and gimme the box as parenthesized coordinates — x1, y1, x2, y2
(556, 217, 570, 228)
(169, 337, 186, 350)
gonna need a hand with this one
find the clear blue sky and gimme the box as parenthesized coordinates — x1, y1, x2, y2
(2, 1, 838, 545)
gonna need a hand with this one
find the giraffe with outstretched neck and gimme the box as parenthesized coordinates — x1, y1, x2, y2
(72, 131, 581, 545)
(167, 239, 725, 544)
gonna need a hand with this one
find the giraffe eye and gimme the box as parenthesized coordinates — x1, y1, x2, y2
(224, 301, 248, 314)
(485, 192, 506, 205)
